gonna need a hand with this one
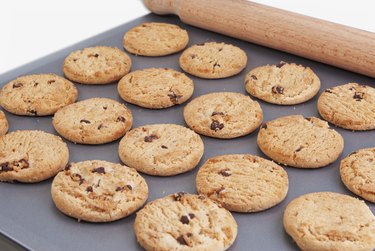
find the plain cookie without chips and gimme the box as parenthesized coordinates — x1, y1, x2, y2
(53, 98, 132, 144)
(245, 62, 321, 105)
(0, 74, 78, 116)
(51, 160, 148, 222)
(340, 148, 375, 203)
(318, 83, 375, 130)
(134, 193, 237, 251)
(63, 46, 131, 84)
(0, 130, 69, 183)
(283, 192, 375, 251)
(118, 124, 204, 176)
(179, 42, 247, 79)
(118, 68, 194, 109)
(123, 22, 189, 56)
(183, 92, 263, 139)
(257, 115, 344, 168)
(196, 154, 288, 213)
(0, 111, 8, 135)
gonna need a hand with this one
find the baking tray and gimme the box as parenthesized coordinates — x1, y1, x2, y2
(0, 13, 374, 251)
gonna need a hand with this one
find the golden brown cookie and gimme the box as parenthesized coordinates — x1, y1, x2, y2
(179, 42, 247, 79)
(118, 68, 194, 109)
(123, 22, 189, 56)
(63, 46, 131, 84)
(51, 160, 148, 222)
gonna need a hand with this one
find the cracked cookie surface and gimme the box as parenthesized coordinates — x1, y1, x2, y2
(179, 42, 247, 79)
(0, 130, 69, 183)
(51, 160, 148, 222)
(134, 193, 237, 251)
(257, 115, 344, 168)
(118, 68, 194, 109)
(196, 154, 288, 213)
(318, 83, 375, 130)
(340, 148, 375, 203)
(123, 22, 189, 56)
(53, 98, 132, 144)
(118, 124, 204, 176)
(183, 92, 263, 139)
(283, 192, 375, 251)
(63, 46, 131, 84)
(0, 111, 8, 135)
(245, 62, 320, 105)
(0, 74, 78, 116)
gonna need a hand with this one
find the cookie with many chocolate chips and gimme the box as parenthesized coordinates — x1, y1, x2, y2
(257, 115, 344, 168)
(51, 160, 148, 222)
(118, 68, 194, 109)
(0, 74, 78, 116)
(245, 62, 321, 105)
(53, 98, 132, 144)
(340, 148, 375, 203)
(118, 124, 204, 176)
(63, 46, 131, 84)
(179, 42, 247, 79)
(318, 83, 375, 130)
(0, 130, 69, 183)
(284, 192, 375, 251)
(183, 92, 263, 139)
(0, 111, 8, 136)
(123, 22, 189, 56)
(134, 193, 237, 251)
(196, 154, 288, 212)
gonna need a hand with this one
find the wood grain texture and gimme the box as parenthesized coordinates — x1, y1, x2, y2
(144, 0, 375, 78)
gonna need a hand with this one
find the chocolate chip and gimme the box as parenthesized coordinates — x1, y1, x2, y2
(92, 167, 105, 174)
(216, 187, 225, 194)
(64, 164, 71, 171)
(27, 109, 37, 116)
(73, 58, 78, 62)
(168, 92, 183, 104)
(94, 54, 99, 57)
(47, 80, 55, 84)
(89, 53, 99, 58)
(353, 92, 364, 101)
(188, 213, 195, 219)
(211, 112, 224, 116)
(218, 48, 223, 52)
(33, 82, 39, 87)
(173, 192, 186, 201)
(161, 145, 168, 149)
(144, 134, 159, 143)
(80, 119, 91, 124)
(325, 89, 333, 93)
(190, 54, 196, 59)
(103, 106, 108, 110)
(12, 82, 23, 88)
(71, 173, 84, 185)
(17, 159, 29, 169)
(176, 235, 187, 245)
(0, 162, 12, 172)
(218, 169, 231, 177)
(250, 75, 258, 80)
(349, 87, 356, 91)
(116, 116, 126, 122)
(213, 62, 221, 67)
(295, 146, 304, 153)
(198, 195, 206, 200)
(97, 124, 103, 130)
(187, 233, 193, 237)
(272, 85, 284, 94)
(210, 120, 224, 131)
(115, 186, 123, 192)
(126, 185, 132, 190)
(86, 186, 93, 193)
(277, 61, 287, 68)
(180, 215, 190, 224)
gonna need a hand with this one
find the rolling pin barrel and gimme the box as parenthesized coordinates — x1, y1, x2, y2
(144, 0, 375, 78)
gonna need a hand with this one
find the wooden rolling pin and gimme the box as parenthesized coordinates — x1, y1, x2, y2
(144, 0, 375, 78)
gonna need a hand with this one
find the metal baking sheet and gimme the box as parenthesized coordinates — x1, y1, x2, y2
(0, 13, 374, 251)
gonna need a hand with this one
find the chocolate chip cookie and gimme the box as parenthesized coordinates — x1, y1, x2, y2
(51, 160, 148, 222)
(183, 92, 263, 139)
(134, 193, 237, 251)
(118, 124, 204, 176)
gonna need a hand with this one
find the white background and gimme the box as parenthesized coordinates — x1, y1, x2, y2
(0, 0, 374, 75)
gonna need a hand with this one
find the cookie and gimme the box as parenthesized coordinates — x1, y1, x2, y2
(63, 46, 131, 84)
(118, 124, 204, 176)
(51, 160, 148, 222)
(53, 98, 132, 144)
(0, 111, 8, 136)
(340, 148, 375, 203)
(283, 192, 375, 251)
(317, 83, 375, 130)
(245, 62, 321, 105)
(123, 22, 189, 56)
(257, 115, 344, 168)
(183, 92, 263, 139)
(196, 154, 288, 213)
(118, 68, 194, 109)
(134, 193, 237, 251)
(0, 130, 69, 183)
(0, 74, 78, 116)
(179, 42, 247, 79)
